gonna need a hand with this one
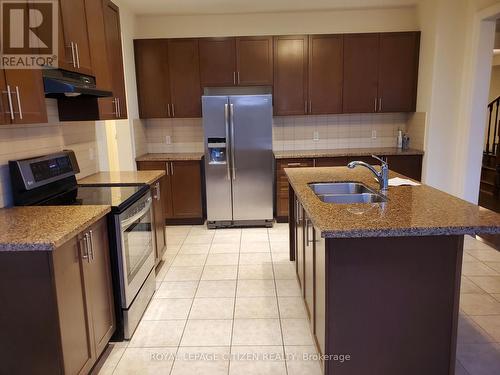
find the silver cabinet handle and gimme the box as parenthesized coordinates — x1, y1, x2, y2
(170, 162, 174, 175)
(237, 71, 240, 84)
(89, 230, 94, 261)
(171, 103, 175, 117)
(233, 71, 236, 85)
(230, 103, 235, 180)
(167, 103, 171, 117)
(4, 85, 14, 120)
(374, 98, 377, 112)
(287, 162, 302, 167)
(379, 98, 382, 112)
(113, 98, 118, 117)
(305, 218, 309, 244)
(82, 233, 90, 262)
(75, 42, 80, 68)
(224, 103, 231, 180)
(14, 86, 22, 120)
(165, 162, 169, 175)
(68, 42, 76, 67)
(117, 97, 121, 118)
(309, 101, 312, 114)
(155, 182, 161, 200)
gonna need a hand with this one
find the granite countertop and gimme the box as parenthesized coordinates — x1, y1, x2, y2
(136, 152, 204, 162)
(286, 166, 500, 238)
(78, 170, 165, 186)
(0, 206, 111, 252)
(274, 147, 424, 159)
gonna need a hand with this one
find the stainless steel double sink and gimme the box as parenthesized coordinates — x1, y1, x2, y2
(308, 182, 388, 204)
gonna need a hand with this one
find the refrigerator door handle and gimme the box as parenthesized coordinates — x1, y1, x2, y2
(224, 103, 231, 180)
(230, 103, 236, 180)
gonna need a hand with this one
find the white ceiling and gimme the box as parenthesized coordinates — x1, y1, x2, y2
(124, 0, 420, 16)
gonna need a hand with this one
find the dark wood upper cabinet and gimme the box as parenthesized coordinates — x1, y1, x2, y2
(236, 36, 273, 86)
(59, 0, 93, 75)
(343, 33, 380, 113)
(102, 0, 127, 119)
(134, 39, 170, 118)
(168, 39, 202, 118)
(308, 34, 343, 115)
(273, 35, 308, 116)
(199, 38, 237, 87)
(378, 32, 420, 113)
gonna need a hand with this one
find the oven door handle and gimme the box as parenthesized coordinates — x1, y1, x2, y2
(121, 197, 153, 230)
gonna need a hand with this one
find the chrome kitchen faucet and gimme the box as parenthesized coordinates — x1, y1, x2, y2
(347, 155, 389, 191)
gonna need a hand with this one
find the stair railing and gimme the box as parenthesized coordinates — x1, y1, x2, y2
(485, 95, 500, 156)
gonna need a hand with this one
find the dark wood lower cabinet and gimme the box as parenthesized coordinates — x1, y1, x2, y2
(151, 180, 166, 265)
(0, 217, 114, 375)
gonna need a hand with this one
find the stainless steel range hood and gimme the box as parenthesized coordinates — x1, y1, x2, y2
(43, 68, 112, 98)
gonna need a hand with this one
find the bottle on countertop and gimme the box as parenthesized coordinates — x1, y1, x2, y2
(402, 134, 410, 150)
(397, 129, 403, 149)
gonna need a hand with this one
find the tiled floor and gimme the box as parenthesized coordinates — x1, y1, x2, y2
(92, 226, 500, 375)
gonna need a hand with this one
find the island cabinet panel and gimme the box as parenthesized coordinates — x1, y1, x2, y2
(199, 38, 237, 87)
(273, 35, 309, 116)
(308, 35, 343, 115)
(294, 197, 305, 293)
(151, 180, 167, 265)
(343, 33, 380, 114)
(134, 39, 170, 118)
(314, 229, 326, 357)
(236, 36, 274, 85)
(304, 214, 315, 332)
(168, 39, 202, 118)
(378, 32, 420, 113)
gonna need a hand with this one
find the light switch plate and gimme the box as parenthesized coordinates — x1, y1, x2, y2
(165, 136, 171, 144)
(313, 131, 319, 141)
(372, 130, 377, 139)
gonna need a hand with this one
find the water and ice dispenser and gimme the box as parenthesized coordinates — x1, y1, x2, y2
(207, 138, 227, 164)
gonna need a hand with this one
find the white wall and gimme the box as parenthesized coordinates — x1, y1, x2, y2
(135, 7, 419, 38)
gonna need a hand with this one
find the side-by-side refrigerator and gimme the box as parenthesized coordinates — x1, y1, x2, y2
(202, 91, 273, 228)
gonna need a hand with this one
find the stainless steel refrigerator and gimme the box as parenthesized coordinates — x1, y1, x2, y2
(202, 88, 273, 228)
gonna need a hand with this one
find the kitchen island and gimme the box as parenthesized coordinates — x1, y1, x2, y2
(286, 166, 500, 375)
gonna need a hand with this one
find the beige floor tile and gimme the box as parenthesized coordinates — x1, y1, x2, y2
(183, 233, 214, 245)
(155, 262, 170, 282)
(202, 265, 238, 280)
(278, 297, 308, 319)
(172, 254, 207, 267)
(485, 262, 500, 273)
(285, 346, 323, 375)
(210, 243, 240, 253)
(237, 279, 276, 297)
(166, 225, 192, 235)
(462, 262, 499, 276)
(232, 319, 283, 345)
(470, 315, 500, 342)
(189, 225, 212, 234)
(274, 264, 297, 280)
(238, 264, 274, 280)
(461, 277, 486, 294)
(281, 319, 315, 346)
(180, 319, 233, 346)
(189, 297, 235, 319)
(171, 347, 230, 375)
(269, 233, 289, 242)
(466, 249, 500, 262)
(272, 252, 292, 263)
(463, 253, 479, 262)
(234, 297, 279, 318)
(458, 314, 495, 344)
(165, 244, 181, 254)
(113, 347, 176, 375)
(129, 320, 185, 347)
(155, 281, 198, 299)
(467, 276, 500, 294)
(143, 298, 193, 320)
(206, 253, 239, 266)
(241, 231, 269, 243)
(270, 241, 290, 253)
(196, 280, 237, 298)
(455, 361, 470, 375)
(229, 346, 286, 375)
(240, 241, 270, 253)
(167, 235, 187, 246)
(212, 233, 241, 244)
(464, 236, 494, 250)
(492, 294, 500, 302)
(164, 266, 203, 281)
(91, 344, 126, 375)
(276, 279, 302, 297)
(239, 252, 272, 265)
(460, 294, 500, 315)
(457, 343, 500, 375)
(178, 243, 211, 255)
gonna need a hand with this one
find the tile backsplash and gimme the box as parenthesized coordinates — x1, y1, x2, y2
(141, 113, 422, 154)
(0, 99, 99, 208)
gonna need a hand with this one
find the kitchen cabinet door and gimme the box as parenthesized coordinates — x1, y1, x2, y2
(170, 161, 203, 219)
(134, 39, 170, 118)
(314, 157, 349, 167)
(295, 199, 305, 294)
(136, 161, 173, 221)
(378, 32, 420, 113)
(84, 218, 115, 357)
(343, 33, 380, 113)
(236, 36, 273, 86)
(103, 0, 127, 119)
(3, 69, 47, 124)
(151, 180, 166, 264)
(314, 227, 326, 356)
(59, 0, 93, 75)
(386, 154, 423, 181)
(199, 38, 237, 87)
(0, 72, 10, 125)
(168, 39, 202, 118)
(308, 35, 343, 114)
(52, 235, 94, 375)
(273, 35, 308, 115)
(304, 214, 315, 332)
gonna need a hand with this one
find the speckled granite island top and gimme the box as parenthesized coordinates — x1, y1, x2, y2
(136, 152, 204, 162)
(78, 170, 165, 186)
(286, 167, 500, 238)
(0, 206, 110, 251)
(274, 147, 424, 159)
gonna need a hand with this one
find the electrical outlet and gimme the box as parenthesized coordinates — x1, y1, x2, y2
(372, 130, 377, 139)
(313, 131, 320, 141)
(165, 136, 171, 144)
